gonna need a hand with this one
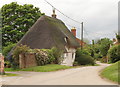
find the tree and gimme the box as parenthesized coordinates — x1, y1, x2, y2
(2, 2, 44, 46)
(108, 44, 120, 63)
(116, 33, 120, 43)
(98, 38, 113, 62)
(3, 43, 16, 56)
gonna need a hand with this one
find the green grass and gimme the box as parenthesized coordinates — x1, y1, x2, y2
(101, 61, 119, 83)
(0, 73, 18, 77)
(94, 63, 100, 66)
(5, 64, 73, 72)
(5, 68, 19, 71)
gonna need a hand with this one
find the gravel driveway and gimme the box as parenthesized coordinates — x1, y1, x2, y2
(1, 61, 117, 85)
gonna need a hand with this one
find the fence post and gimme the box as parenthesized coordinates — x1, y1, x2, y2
(0, 53, 5, 75)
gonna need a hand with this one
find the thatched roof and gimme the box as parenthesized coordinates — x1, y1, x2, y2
(7, 16, 79, 57)
(15, 15, 80, 51)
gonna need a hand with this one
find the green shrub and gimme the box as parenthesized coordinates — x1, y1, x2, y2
(108, 44, 120, 63)
(3, 43, 16, 56)
(46, 49, 55, 64)
(75, 49, 95, 65)
(34, 49, 50, 66)
(76, 48, 90, 56)
(13, 44, 30, 64)
(94, 53, 102, 60)
(4, 61, 11, 68)
(35, 47, 63, 65)
(51, 47, 63, 64)
(75, 54, 95, 65)
(116, 34, 120, 43)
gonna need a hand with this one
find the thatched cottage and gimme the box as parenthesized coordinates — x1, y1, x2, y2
(11, 10, 80, 66)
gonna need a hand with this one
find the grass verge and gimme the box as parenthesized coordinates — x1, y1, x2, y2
(0, 73, 18, 77)
(5, 64, 73, 72)
(94, 64, 100, 66)
(100, 61, 119, 83)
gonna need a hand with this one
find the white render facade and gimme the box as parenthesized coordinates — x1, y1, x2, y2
(61, 47, 76, 66)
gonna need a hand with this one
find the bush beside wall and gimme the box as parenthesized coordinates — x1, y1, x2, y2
(75, 54, 95, 65)
(12, 45, 63, 69)
(108, 44, 120, 63)
(34, 49, 50, 66)
(75, 48, 95, 65)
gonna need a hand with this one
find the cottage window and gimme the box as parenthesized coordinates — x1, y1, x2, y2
(64, 38, 67, 43)
(64, 37, 69, 43)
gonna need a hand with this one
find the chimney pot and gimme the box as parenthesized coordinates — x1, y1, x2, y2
(71, 27, 76, 37)
(52, 8, 57, 18)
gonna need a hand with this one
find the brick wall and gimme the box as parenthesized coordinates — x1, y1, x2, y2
(19, 53, 37, 69)
(0, 53, 5, 74)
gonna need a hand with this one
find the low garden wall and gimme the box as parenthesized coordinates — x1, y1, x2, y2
(19, 53, 37, 69)
(13, 45, 62, 69)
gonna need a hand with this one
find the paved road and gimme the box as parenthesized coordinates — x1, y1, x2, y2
(1, 62, 117, 85)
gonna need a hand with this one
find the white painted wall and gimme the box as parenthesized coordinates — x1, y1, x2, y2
(61, 47, 76, 66)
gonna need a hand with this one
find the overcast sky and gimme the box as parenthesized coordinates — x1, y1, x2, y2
(0, 0, 119, 42)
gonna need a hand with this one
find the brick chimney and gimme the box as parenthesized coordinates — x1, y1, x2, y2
(71, 27, 76, 37)
(52, 8, 56, 18)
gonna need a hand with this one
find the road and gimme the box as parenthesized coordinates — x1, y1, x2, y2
(1, 62, 117, 85)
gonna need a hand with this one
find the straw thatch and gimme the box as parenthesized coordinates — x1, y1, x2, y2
(7, 15, 80, 59)
(17, 15, 80, 50)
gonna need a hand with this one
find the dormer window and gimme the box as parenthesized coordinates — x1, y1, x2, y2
(64, 37, 68, 43)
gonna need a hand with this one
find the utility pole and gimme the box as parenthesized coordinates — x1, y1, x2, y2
(81, 22, 84, 50)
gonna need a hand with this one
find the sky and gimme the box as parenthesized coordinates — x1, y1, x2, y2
(0, 0, 119, 42)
